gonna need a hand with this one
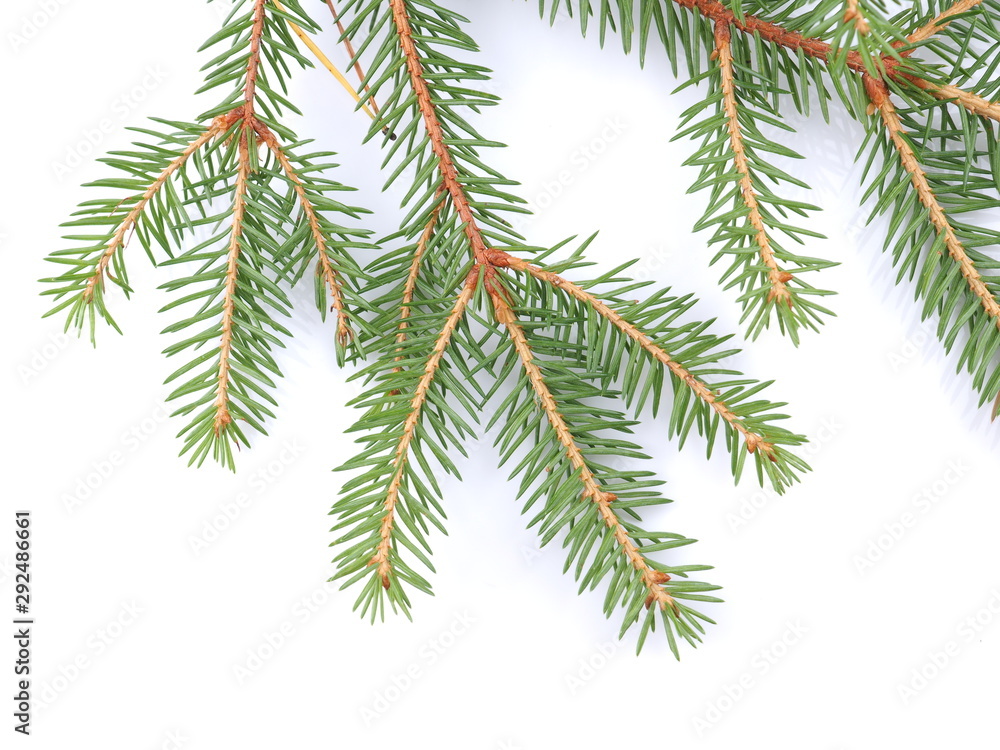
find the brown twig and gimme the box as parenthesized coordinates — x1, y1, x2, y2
(844, 0, 871, 35)
(674, 0, 1000, 122)
(389, 0, 494, 271)
(676, 0, 866, 71)
(393, 194, 445, 372)
(325, 0, 382, 118)
(864, 75, 1000, 328)
(714, 22, 794, 306)
(369, 268, 480, 588)
(244, 0, 267, 112)
(213, 0, 267, 436)
(912, 81, 1000, 121)
(904, 0, 983, 47)
(485, 250, 778, 457)
(214, 132, 251, 436)
(82, 124, 224, 303)
(490, 289, 677, 613)
(253, 118, 354, 346)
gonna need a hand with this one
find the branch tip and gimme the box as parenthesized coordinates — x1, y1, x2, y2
(491, 291, 677, 615)
(865, 75, 1000, 329)
(714, 21, 794, 307)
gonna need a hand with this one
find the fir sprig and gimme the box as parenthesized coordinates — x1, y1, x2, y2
(325, 0, 806, 654)
(46, 0, 1000, 655)
(862, 74, 1000, 407)
(41, 0, 373, 469)
(532, 0, 1000, 410)
(674, 22, 836, 343)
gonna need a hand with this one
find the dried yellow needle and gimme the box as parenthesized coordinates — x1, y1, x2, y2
(272, 0, 380, 123)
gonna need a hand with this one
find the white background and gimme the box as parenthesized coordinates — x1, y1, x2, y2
(3, 0, 1000, 747)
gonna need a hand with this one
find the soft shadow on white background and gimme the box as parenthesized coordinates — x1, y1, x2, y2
(2, 0, 999, 747)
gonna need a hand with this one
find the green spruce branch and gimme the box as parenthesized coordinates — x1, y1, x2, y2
(324, 0, 805, 655)
(40, 0, 1000, 655)
(534, 0, 1000, 412)
(42, 0, 373, 469)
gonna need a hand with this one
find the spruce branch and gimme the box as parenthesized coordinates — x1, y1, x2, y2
(914, 81, 1000, 124)
(47, 0, 1000, 655)
(489, 288, 720, 656)
(324, 0, 384, 120)
(341, 267, 479, 617)
(43, 0, 374, 468)
(861, 74, 1000, 408)
(68, 123, 224, 338)
(924, 85, 1000, 122)
(488, 252, 806, 489)
(714, 23, 794, 308)
(865, 75, 1000, 326)
(386, 0, 495, 268)
(378, 0, 801, 474)
(844, 0, 872, 35)
(903, 0, 984, 48)
(261, 128, 354, 346)
(211, 127, 253, 445)
(323, 0, 807, 653)
(533, 0, 1000, 411)
(673, 21, 836, 343)
(539, 0, 1000, 117)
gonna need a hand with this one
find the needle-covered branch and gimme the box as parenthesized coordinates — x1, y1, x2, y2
(489, 250, 808, 491)
(673, 21, 836, 343)
(866, 77, 1000, 326)
(490, 289, 720, 656)
(324, 0, 806, 653)
(259, 126, 356, 348)
(211, 133, 251, 447)
(903, 0, 984, 47)
(331, 270, 480, 620)
(532, 0, 1000, 410)
(861, 75, 1000, 406)
(42, 121, 224, 341)
(43, 0, 373, 468)
(42, 0, 1000, 658)
(714, 24, 794, 309)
